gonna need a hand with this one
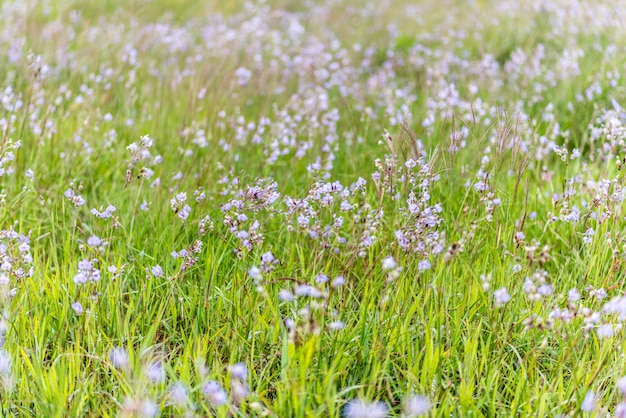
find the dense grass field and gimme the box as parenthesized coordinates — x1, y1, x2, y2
(3, 0, 626, 416)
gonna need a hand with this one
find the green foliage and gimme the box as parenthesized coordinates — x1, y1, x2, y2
(0, 0, 625, 417)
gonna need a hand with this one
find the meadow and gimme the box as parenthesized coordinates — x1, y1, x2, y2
(1, 0, 626, 416)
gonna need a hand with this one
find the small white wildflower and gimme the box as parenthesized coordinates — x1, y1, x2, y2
(261, 251, 274, 264)
(344, 399, 388, 418)
(139, 134, 154, 149)
(109, 347, 129, 370)
(202, 380, 228, 406)
(480, 274, 491, 291)
(294, 285, 322, 298)
(230, 363, 247, 380)
(329, 320, 345, 330)
(139, 399, 159, 418)
(278, 289, 294, 301)
(382, 256, 396, 270)
(231, 379, 249, 403)
(494, 287, 511, 307)
(332, 276, 345, 287)
(248, 266, 262, 281)
(177, 205, 191, 221)
(0, 350, 11, 377)
(537, 284, 552, 296)
(78, 259, 93, 271)
(87, 235, 102, 247)
(71, 301, 84, 315)
(73, 273, 87, 285)
(235, 67, 252, 86)
(581, 390, 596, 412)
(65, 188, 85, 207)
(596, 324, 614, 339)
(316, 273, 329, 284)
(145, 362, 165, 384)
(618, 376, 626, 395)
(0, 320, 6, 347)
(404, 394, 431, 417)
(418, 260, 431, 272)
(151, 265, 164, 278)
(169, 383, 189, 406)
(583, 228, 595, 244)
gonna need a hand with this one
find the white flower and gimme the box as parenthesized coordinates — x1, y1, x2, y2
(230, 363, 247, 380)
(295, 284, 322, 298)
(382, 256, 396, 270)
(139, 399, 159, 417)
(261, 252, 274, 265)
(316, 274, 329, 284)
(494, 287, 511, 307)
(329, 321, 345, 330)
(537, 284, 552, 296)
(72, 301, 84, 315)
(248, 266, 262, 281)
(0, 350, 11, 376)
(596, 324, 614, 339)
(344, 399, 388, 418)
(78, 260, 93, 271)
(568, 288, 580, 302)
(169, 383, 189, 406)
(139, 134, 154, 149)
(109, 347, 129, 370)
(87, 235, 102, 247)
(332, 276, 345, 287)
(278, 289, 294, 301)
(145, 362, 165, 384)
(151, 265, 164, 278)
(73, 273, 87, 285)
(202, 380, 228, 406)
(235, 67, 252, 86)
(618, 376, 626, 396)
(581, 390, 596, 412)
(231, 379, 249, 403)
(177, 205, 191, 221)
(404, 394, 431, 417)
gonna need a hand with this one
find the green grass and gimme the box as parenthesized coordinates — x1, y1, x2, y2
(1, 0, 626, 417)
